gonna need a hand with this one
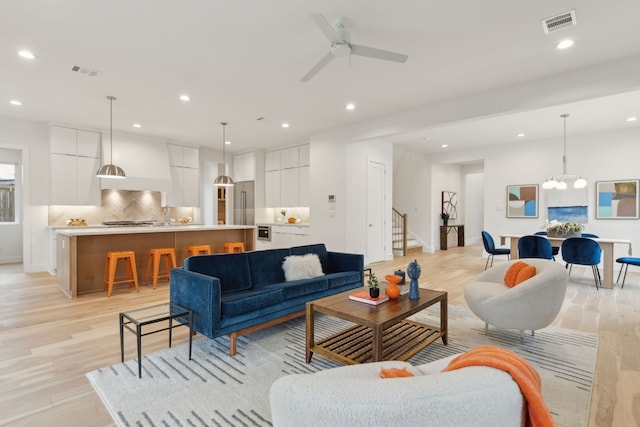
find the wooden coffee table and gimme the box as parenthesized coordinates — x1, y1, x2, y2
(306, 288, 447, 365)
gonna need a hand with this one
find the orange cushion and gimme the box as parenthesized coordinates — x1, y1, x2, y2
(514, 265, 536, 286)
(379, 367, 415, 378)
(503, 261, 529, 287)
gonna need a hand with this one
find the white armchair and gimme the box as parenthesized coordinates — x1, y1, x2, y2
(269, 358, 524, 427)
(464, 259, 567, 334)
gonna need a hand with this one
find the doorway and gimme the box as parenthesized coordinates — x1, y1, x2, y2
(366, 160, 386, 263)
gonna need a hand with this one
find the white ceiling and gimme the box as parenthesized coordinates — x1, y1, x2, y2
(2, 1, 640, 154)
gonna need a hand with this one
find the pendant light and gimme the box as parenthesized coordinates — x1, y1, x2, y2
(96, 96, 126, 179)
(542, 114, 586, 190)
(213, 122, 234, 187)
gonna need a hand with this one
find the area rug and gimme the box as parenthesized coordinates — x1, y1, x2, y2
(87, 305, 597, 427)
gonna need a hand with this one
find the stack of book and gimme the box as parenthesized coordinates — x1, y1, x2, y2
(348, 290, 389, 305)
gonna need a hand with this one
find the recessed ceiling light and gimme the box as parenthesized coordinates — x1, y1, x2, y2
(132, 123, 142, 128)
(225, 140, 231, 145)
(179, 94, 190, 102)
(282, 123, 290, 128)
(516, 133, 525, 137)
(626, 116, 637, 122)
(556, 39, 574, 50)
(9, 100, 22, 106)
(346, 103, 355, 111)
(441, 144, 448, 148)
(17, 49, 36, 59)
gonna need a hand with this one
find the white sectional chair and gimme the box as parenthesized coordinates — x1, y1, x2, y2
(464, 259, 567, 336)
(270, 358, 524, 427)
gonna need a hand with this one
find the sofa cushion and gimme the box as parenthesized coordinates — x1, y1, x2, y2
(247, 248, 291, 288)
(503, 261, 529, 287)
(185, 253, 251, 293)
(514, 265, 537, 286)
(269, 277, 329, 299)
(221, 288, 284, 318)
(326, 271, 361, 288)
(282, 254, 324, 281)
(291, 244, 329, 273)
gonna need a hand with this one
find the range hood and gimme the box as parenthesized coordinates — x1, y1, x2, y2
(100, 132, 172, 192)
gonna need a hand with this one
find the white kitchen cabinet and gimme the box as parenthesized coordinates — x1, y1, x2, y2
(280, 146, 299, 169)
(299, 165, 310, 206)
(280, 168, 299, 207)
(166, 144, 200, 207)
(270, 225, 310, 248)
(299, 144, 310, 166)
(265, 170, 281, 207)
(50, 126, 101, 206)
(232, 151, 256, 182)
(265, 150, 280, 171)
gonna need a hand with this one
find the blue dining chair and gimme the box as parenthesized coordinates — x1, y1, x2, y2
(581, 233, 599, 238)
(481, 231, 510, 270)
(561, 237, 602, 290)
(518, 235, 554, 260)
(534, 231, 559, 258)
(616, 257, 640, 288)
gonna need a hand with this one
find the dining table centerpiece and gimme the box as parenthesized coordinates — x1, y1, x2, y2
(544, 220, 585, 238)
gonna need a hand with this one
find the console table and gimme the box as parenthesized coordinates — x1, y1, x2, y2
(440, 225, 465, 250)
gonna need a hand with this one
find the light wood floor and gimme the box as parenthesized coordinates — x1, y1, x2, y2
(0, 245, 638, 426)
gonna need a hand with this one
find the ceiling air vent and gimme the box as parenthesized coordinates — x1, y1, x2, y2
(70, 65, 100, 77)
(542, 10, 576, 34)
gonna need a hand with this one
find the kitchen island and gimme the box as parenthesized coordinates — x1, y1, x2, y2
(55, 225, 255, 298)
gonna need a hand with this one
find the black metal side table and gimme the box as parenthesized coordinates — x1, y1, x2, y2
(119, 302, 193, 378)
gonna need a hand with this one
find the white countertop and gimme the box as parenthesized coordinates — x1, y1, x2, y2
(55, 224, 255, 236)
(256, 222, 310, 227)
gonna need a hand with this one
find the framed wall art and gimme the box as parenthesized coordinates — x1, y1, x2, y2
(506, 184, 538, 218)
(596, 179, 639, 219)
(441, 191, 458, 219)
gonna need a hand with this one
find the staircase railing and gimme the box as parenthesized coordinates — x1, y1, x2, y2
(392, 208, 407, 256)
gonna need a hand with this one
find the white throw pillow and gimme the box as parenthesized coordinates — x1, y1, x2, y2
(282, 254, 324, 281)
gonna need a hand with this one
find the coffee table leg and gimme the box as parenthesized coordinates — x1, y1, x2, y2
(305, 303, 314, 363)
(188, 311, 193, 361)
(372, 326, 383, 362)
(119, 313, 125, 363)
(137, 324, 142, 378)
(169, 317, 173, 348)
(441, 295, 448, 345)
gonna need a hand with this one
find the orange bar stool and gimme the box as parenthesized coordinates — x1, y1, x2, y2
(223, 242, 245, 253)
(103, 250, 139, 297)
(187, 244, 212, 256)
(145, 248, 177, 289)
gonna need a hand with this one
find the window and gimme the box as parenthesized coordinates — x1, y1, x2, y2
(0, 163, 16, 223)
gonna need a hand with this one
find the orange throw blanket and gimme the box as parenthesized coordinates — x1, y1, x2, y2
(442, 345, 554, 427)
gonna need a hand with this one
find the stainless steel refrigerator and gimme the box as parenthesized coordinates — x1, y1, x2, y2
(233, 181, 255, 225)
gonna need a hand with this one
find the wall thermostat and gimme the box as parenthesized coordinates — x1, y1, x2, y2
(328, 194, 336, 202)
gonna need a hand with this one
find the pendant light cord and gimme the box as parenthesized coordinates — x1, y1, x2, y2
(107, 96, 116, 164)
(221, 122, 227, 164)
(561, 113, 569, 175)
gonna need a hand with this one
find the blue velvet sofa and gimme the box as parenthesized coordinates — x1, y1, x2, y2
(170, 243, 364, 355)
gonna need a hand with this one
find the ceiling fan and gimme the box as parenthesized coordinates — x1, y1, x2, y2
(300, 14, 408, 83)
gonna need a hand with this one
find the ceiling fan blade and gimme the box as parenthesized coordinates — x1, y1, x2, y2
(300, 52, 335, 83)
(310, 14, 342, 43)
(351, 44, 408, 63)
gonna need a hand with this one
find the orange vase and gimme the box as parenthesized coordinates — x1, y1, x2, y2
(385, 275, 402, 299)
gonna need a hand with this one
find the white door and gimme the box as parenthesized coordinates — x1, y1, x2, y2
(366, 160, 386, 263)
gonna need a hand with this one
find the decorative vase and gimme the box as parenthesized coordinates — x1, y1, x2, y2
(394, 269, 405, 284)
(407, 260, 421, 300)
(384, 275, 402, 299)
(369, 287, 380, 298)
(443, 218, 449, 226)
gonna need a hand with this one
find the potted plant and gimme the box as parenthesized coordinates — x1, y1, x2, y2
(441, 212, 450, 226)
(279, 209, 286, 222)
(545, 220, 585, 238)
(367, 272, 380, 298)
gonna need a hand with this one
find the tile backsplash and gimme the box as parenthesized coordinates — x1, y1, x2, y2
(48, 190, 195, 226)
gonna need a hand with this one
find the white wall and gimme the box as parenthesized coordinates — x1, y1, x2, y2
(464, 172, 484, 246)
(0, 116, 50, 272)
(0, 148, 23, 263)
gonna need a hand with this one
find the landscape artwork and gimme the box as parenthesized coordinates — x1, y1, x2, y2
(506, 184, 538, 218)
(596, 179, 639, 219)
(546, 179, 588, 223)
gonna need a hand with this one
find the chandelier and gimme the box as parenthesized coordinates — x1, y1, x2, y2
(542, 114, 586, 190)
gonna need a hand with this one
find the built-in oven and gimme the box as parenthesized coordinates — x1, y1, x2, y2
(257, 225, 271, 241)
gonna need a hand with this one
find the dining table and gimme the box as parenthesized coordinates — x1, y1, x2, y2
(499, 234, 632, 289)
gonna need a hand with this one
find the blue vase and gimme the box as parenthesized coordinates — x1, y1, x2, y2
(407, 260, 421, 300)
